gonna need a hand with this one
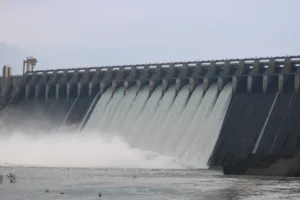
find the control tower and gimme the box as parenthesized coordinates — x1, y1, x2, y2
(23, 57, 37, 74)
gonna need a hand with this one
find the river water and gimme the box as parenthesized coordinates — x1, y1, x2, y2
(1, 166, 300, 200)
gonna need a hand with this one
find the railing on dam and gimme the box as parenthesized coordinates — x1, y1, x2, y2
(23, 55, 300, 74)
(1, 55, 300, 101)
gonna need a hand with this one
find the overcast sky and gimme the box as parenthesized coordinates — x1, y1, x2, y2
(0, 0, 300, 71)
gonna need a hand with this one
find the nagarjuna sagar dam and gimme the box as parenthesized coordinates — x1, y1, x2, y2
(1, 55, 300, 170)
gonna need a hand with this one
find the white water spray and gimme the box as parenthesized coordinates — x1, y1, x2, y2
(0, 132, 184, 169)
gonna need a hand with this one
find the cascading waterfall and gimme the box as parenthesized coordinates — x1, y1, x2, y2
(153, 85, 190, 153)
(120, 86, 149, 137)
(84, 88, 112, 131)
(127, 86, 162, 146)
(163, 84, 204, 156)
(107, 86, 137, 135)
(177, 84, 218, 159)
(137, 85, 176, 150)
(77, 92, 101, 131)
(97, 87, 124, 133)
(84, 82, 233, 168)
(186, 83, 232, 168)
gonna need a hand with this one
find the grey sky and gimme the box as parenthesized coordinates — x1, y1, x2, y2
(0, 0, 300, 71)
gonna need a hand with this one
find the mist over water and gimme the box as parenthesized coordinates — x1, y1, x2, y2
(0, 102, 185, 169)
(0, 131, 185, 169)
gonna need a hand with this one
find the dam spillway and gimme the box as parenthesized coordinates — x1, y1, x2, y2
(1, 55, 300, 168)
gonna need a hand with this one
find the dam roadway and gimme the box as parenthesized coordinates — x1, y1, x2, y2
(1, 55, 300, 168)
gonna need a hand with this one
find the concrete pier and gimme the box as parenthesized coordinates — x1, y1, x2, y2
(77, 69, 91, 97)
(232, 60, 246, 94)
(35, 72, 48, 100)
(149, 65, 163, 95)
(189, 63, 204, 93)
(218, 61, 231, 92)
(137, 66, 150, 93)
(162, 64, 176, 94)
(88, 69, 102, 97)
(1, 65, 12, 97)
(278, 57, 291, 93)
(176, 63, 191, 93)
(247, 59, 260, 92)
(45, 71, 58, 100)
(124, 67, 138, 94)
(263, 58, 276, 93)
(25, 72, 39, 99)
(0, 65, 12, 110)
(203, 62, 216, 93)
(55, 71, 69, 100)
(295, 68, 300, 93)
(66, 69, 79, 100)
(111, 67, 125, 95)
(100, 68, 114, 95)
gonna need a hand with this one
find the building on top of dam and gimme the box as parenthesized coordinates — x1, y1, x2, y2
(1, 55, 300, 170)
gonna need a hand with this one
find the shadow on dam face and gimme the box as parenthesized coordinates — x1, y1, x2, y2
(268, 94, 300, 155)
(210, 93, 276, 166)
(210, 91, 300, 167)
(254, 93, 294, 155)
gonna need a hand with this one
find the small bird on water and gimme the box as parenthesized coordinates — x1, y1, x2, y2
(99, 193, 102, 197)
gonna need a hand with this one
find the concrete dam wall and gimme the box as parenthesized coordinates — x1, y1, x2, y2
(1, 55, 300, 168)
